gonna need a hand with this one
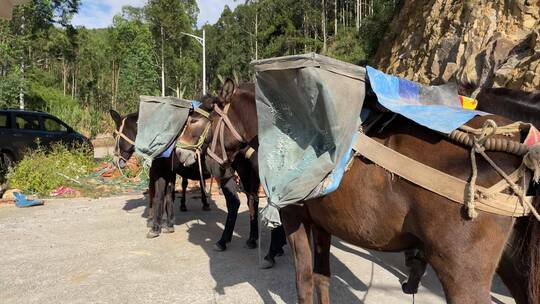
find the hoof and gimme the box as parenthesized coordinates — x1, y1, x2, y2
(260, 256, 275, 269)
(146, 229, 160, 239)
(274, 248, 284, 257)
(180, 205, 187, 212)
(162, 226, 175, 234)
(245, 239, 257, 249)
(213, 242, 226, 252)
(401, 282, 418, 295)
(202, 204, 211, 211)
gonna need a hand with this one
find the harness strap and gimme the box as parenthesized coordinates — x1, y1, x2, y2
(114, 118, 136, 146)
(194, 107, 211, 119)
(353, 132, 535, 218)
(214, 104, 244, 142)
(207, 103, 246, 165)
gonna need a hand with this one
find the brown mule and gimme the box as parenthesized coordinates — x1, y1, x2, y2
(179, 79, 287, 263)
(280, 113, 539, 304)
(181, 80, 539, 303)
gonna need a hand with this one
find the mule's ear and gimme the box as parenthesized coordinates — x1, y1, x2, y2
(109, 109, 122, 128)
(219, 78, 236, 104)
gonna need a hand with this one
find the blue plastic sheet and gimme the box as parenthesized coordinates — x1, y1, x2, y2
(366, 66, 487, 134)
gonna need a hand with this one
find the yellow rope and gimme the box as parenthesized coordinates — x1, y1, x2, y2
(177, 123, 211, 151)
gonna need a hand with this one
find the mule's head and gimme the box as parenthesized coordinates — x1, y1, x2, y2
(178, 94, 215, 148)
(110, 110, 138, 169)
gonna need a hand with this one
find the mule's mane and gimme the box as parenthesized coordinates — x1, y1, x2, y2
(197, 95, 216, 113)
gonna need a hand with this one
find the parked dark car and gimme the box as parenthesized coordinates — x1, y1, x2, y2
(0, 109, 92, 166)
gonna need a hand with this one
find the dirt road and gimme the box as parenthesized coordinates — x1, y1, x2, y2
(0, 193, 514, 303)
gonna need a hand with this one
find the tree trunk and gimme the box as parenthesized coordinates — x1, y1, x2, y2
(160, 26, 166, 97)
(111, 60, 115, 109)
(71, 65, 75, 98)
(19, 60, 24, 110)
(334, 0, 338, 36)
(62, 57, 67, 96)
(115, 65, 120, 109)
(356, 0, 359, 30)
(322, 0, 327, 53)
(255, 11, 258, 60)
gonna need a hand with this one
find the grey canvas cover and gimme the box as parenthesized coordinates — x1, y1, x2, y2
(252, 53, 366, 228)
(135, 96, 192, 163)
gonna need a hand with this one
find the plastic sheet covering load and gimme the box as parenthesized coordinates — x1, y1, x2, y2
(135, 96, 192, 163)
(253, 53, 366, 228)
(366, 66, 486, 134)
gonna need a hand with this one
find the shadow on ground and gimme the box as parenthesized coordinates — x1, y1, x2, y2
(123, 192, 512, 303)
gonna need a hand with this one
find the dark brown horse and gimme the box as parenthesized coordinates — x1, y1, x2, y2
(182, 80, 540, 303)
(179, 80, 287, 266)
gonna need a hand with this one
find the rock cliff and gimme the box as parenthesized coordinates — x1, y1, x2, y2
(373, 0, 540, 91)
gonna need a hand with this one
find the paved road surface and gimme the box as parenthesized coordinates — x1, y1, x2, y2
(0, 193, 515, 303)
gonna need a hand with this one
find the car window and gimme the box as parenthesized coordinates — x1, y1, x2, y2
(0, 113, 9, 128)
(15, 114, 40, 130)
(43, 117, 68, 132)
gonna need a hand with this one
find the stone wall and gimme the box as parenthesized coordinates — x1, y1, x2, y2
(372, 0, 540, 91)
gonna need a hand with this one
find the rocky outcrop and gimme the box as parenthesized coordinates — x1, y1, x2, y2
(373, 0, 540, 91)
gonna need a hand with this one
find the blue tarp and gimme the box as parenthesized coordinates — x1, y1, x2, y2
(366, 66, 487, 134)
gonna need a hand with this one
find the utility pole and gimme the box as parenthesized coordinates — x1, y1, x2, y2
(161, 26, 165, 97)
(180, 29, 206, 95)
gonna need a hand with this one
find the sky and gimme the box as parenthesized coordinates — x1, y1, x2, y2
(71, 0, 241, 29)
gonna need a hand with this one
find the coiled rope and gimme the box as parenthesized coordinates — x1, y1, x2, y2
(451, 119, 540, 221)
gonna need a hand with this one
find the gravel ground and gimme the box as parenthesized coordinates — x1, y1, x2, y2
(0, 192, 514, 303)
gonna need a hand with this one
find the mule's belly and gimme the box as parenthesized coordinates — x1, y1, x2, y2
(306, 158, 415, 251)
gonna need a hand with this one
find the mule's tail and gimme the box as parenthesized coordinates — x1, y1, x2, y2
(525, 194, 540, 304)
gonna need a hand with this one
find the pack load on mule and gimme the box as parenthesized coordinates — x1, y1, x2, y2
(134, 96, 193, 164)
(253, 53, 540, 228)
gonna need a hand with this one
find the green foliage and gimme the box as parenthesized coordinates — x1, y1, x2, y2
(0, 0, 400, 139)
(7, 143, 94, 196)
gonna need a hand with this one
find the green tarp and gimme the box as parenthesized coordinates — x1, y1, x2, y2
(135, 96, 192, 164)
(252, 53, 366, 228)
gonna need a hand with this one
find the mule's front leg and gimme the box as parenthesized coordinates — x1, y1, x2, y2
(312, 226, 331, 304)
(148, 165, 166, 238)
(282, 204, 314, 304)
(199, 177, 211, 211)
(180, 177, 188, 212)
(214, 177, 240, 251)
(162, 174, 175, 234)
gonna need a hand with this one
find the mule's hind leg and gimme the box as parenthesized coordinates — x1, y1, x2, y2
(180, 177, 188, 212)
(282, 204, 314, 304)
(402, 249, 427, 294)
(312, 225, 331, 304)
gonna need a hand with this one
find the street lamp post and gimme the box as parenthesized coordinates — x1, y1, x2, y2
(180, 29, 206, 96)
